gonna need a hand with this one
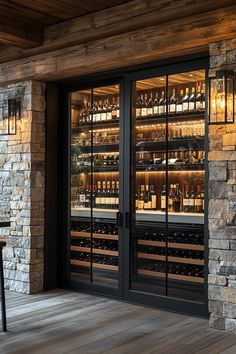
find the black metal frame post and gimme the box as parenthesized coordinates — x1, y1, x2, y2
(0, 244, 7, 332)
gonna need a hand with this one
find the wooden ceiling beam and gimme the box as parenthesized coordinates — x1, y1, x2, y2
(0, 5, 235, 84)
(0, 17, 43, 48)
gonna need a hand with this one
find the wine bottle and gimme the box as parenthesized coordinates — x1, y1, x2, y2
(97, 100, 103, 122)
(116, 96, 120, 118)
(77, 185, 86, 207)
(150, 185, 157, 210)
(168, 184, 174, 212)
(106, 99, 112, 121)
(183, 185, 190, 213)
(161, 185, 166, 212)
(136, 96, 142, 118)
(101, 100, 107, 121)
(136, 185, 140, 210)
(141, 93, 148, 117)
(176, 90, 184, 113)
(106, 181, 111, 208)
(95, 181, 101, 208)
(147, 93, 154, 116)
(189, 87, 196, 111)
(158, 91, 166, 115)
(153, 92, 159, 115)
(195, 184, 203, 213)
(111, 97, 117, 120)
(189, 185, 195, 213)
(115, 181, 119, 207)
(182, 87, 190, 112)
(138, 185, 145, 210)
(195, 85, 202, 111)
(101, 181, 106, 208)
(85, 185, 91, 208)
(143, 185, 152, 210)
(173, 184, 181, 212)
(169, 88, 177, 114)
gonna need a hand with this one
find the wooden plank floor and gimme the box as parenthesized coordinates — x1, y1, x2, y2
(1, 290, 236, 354)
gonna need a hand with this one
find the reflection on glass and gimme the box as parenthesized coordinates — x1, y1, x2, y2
(70, 84, 120, 289)
(131, 71, 205, 302)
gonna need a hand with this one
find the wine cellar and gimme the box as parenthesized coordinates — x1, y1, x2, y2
(68, 63, 208, 313)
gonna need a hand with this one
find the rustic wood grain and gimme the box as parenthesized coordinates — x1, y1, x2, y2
(1, 289, 236, 354)
(0, 5, 235, 84)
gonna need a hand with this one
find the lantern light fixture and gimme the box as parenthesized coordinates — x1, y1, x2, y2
(0, 99, 21, 135)
(209, 70, 235, 124)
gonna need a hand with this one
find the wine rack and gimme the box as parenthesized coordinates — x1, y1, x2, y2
(70, 70, 206, 303)
(70, 221, 119, 273)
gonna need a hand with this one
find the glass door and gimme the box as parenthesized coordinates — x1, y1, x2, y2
(69, 83, 121, 293)
(130, 69, 206, 303)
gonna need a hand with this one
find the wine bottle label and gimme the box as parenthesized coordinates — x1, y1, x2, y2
(183, 102, 188, 111)
(105, 197, 110, 204)
(136, 108, 141, 117)
(100, 197, 105, 204)
(196, 101, 202, 110)
(147, 108, 153, 115)
(153, 106, 158, 114)
(107, 112, 112, 120)
(101, 112, 106, 121)
(169, 104, 176, 113)
(189, 102, 195, 111)
(183, 198, 189, 206)
(176, 104, 182, 112)
(110, 197, 116, 205)
(115, 197, 119, 205)
(161, 196, 166, 209)
(141, 108, 147, 116)
(144, 201, 152, 209)
(89, 114, 92, 122)
(202, 101, 205, 109)
(117, 109, 120, 118)
(188, 199, 194, 206)
(79, 194, 86, 203)
(195, 199, 203, 206)
(135, 199, 139, 209)
(202, 199, 204, 211)
(96, 113, 101, 121)
(95, 197, 101, 204)
(138, 201, 144, 209)
(151, 195, 156, 209)
(159, 106, 164, 114)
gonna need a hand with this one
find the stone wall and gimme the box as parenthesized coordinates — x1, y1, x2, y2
(208, 39, 236, 331)
(0, 81, 45, 294)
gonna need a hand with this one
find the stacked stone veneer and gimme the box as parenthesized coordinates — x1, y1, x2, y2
(208, 39, 236, 331)
(0, 81, 45, 294)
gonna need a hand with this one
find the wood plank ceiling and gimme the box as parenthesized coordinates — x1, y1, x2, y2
(0, 0, 132, 48)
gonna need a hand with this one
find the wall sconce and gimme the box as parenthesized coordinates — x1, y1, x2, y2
(0, 99, 21, 135)
(209, 70, 235, 124)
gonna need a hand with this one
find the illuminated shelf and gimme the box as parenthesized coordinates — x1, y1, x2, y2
(72, 111, 205, 132)
(70, 259, 118, 271)
(71, 246, 118, 257)
(76, 163, 204, 173)
(137, 252, 204, 265)
(71, 231, 118, 241)
(137, 269, 204, 283)
(71, 208, 204, 224)
(137, 239, 204, 251)
(78, 137, 204, 154)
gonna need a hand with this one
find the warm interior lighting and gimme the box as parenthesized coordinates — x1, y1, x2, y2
(209, 70, 235, 124)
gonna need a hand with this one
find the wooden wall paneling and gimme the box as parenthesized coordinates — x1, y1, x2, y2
(0, 4, 235, 83)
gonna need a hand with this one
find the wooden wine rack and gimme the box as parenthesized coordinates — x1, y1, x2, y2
(71, 245, 118, 257)
(137, 252, 204, 266)
(70, 259, 118, 271)
(137, 239, 204, 251)
(71, 231, 118, 241)
(137, 269, 204, 283)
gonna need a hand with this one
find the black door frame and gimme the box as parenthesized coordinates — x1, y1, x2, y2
(123, 58, 209, 317)
(45, 53, 209, 317)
